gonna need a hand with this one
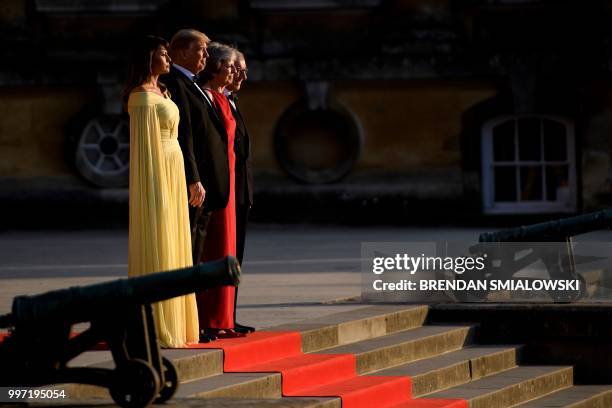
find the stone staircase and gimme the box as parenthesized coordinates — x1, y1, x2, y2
(64, 305, 612, 407)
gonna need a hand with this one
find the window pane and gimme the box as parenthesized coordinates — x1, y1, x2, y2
(494, 166, 517, 201)
(518, 117, 541, 161)
(519, 166, 543, 201)
(493, 120, 515, 161)
(543, 119, 567, 161)
(545, 165, 570, 202)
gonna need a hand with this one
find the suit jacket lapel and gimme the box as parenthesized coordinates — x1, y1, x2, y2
(228, 99, 245, 133)
(173, 67, 228, 145)
(178, 71, 213, 107)
(230, 101, 250, 153)
(173, 68, 221, 120)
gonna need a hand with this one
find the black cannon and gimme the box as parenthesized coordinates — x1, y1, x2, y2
(0, 256, 241, 407)
(462, 209, 612, 302)
(478, 209, 612, 243)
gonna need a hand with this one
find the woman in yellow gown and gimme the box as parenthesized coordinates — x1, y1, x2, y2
(124, 36, 199, 347)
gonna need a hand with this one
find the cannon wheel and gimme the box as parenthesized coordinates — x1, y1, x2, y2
(74, 114, 130, 187)
(110, 359, 160, 408)
(155, 357, 178, 403)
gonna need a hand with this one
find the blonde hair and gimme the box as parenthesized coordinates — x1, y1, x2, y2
(169, 29, 210, 58)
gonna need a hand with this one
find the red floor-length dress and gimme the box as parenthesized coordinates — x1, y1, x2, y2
(198, 89, 237, 329)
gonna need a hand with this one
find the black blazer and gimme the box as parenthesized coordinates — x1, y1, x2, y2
(229, 96, 254, 206)
(163, 66, 229, 211)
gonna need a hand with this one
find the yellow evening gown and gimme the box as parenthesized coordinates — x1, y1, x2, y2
(127, 91, 199, 347)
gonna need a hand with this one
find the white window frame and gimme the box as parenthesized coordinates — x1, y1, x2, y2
(481, 114, 577, 214)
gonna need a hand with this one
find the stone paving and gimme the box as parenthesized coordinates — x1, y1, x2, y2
(0, 225, 485, 327)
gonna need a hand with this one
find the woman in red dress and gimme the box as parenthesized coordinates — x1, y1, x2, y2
(196, 43, 244, 338)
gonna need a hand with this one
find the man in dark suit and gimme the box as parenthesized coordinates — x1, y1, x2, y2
(226, 49, 254, 334)
(164, 29, 230, 342)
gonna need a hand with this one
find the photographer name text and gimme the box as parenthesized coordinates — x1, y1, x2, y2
(372, 279, 581, 291)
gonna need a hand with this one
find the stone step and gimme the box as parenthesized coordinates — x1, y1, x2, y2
(61, 348, 226, 399)
(513, 385, 612, 408)
(319, 324, 477, 374)
(54, 397, 340, 407)
(177, 398, 339, 408)
(372, 345, 522, 397)
(168, 348, 225, 381)
(171, 324, 476, 402)
(178, 372, 282, 399)
(58, 305, 430, 399)
(67, 348, 225, 382)
(421, 365, 574, 408)
(270, 304, 429, 352)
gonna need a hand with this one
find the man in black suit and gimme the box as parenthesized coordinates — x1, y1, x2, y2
(226, 49, 254, 334)
(164, 29, 230, 342)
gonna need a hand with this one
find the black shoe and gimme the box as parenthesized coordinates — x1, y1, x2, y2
(234, 323, 255, 334)
(199, 330, 218, 343)
(215, 329, 247, 338)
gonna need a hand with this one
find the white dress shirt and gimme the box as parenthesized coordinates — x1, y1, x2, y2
(173, 63, 213, 106)
(224, 90, 237, 110)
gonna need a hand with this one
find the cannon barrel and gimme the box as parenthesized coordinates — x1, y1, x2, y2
(3, 256, 240, 327)
(479, 209, 612, 242)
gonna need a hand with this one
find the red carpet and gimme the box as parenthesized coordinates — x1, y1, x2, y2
(198, 331, 468, 408)
(191, 331, 301, 370)
(0, 329, 467, 407)
(297, 375, 412, 407)
(246, 353, 357, 394)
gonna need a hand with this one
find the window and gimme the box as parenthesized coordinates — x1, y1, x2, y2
(481, 115, 576, 214)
